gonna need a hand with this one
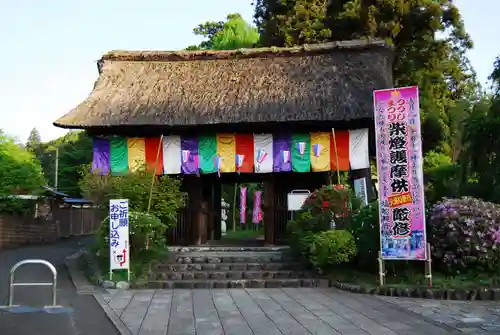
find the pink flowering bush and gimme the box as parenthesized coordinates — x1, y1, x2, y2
(429, 197, 500, 274)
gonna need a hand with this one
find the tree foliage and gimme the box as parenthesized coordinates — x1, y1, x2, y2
(186, 13, 259, 50)
(254, 0, 478, 154)
(0, 131, 44, 213)
(39, 131, 92, 196)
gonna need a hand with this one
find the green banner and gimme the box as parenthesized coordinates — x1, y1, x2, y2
(291, 133, 311, 173)
(198, 135, 217, 173)
(109, 137, 128, 175)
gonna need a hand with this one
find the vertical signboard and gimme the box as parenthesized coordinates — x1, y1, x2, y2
(373, 86, 426, 260)
(109, 199, 130, 271)
(353, 177, 368, 207)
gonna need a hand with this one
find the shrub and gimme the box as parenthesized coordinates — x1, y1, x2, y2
(347, 201, 380, 270)
(96, 211, 167, 277)
(302, 184, 362, 221)
(429, 197, 500, 275)
(423, 151, 460, 203)
(79, 166, 185, 230)
(308, 230, 357, 273)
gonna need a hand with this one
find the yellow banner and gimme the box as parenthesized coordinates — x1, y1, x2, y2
(310, 132, 331, 172)
(216, 134, 236, 173)
(127, 138, 146, 172)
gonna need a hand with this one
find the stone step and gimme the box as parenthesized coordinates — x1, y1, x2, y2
(153, 270, 316, 281)
(135, 278, 325, 289)
(170, 252, 293, 264)
(168, 246, 290, 253)
(156, 262, 308, 272)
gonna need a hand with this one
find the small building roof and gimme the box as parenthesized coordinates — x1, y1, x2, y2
(53, 39, 393, 130)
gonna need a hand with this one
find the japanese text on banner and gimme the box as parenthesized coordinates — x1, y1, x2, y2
(109, 199, 130, 270)
(373, 86, 427, 260)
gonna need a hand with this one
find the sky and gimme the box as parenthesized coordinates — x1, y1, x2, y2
(0, 0, 499, 143)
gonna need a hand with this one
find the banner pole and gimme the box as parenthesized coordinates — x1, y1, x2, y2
(425, 243, 433, 288)
(378, 250, 385, 286)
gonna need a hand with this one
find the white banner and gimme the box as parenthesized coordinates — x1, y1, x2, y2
(109, 199, 130, 270)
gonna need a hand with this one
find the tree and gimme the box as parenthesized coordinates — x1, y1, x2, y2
(254, 0, 479, 153)
(26, 127, 43, 159)
(186, 13, 259, 50)
(0, 131, 44, 212)
(39, 131, 93, 196)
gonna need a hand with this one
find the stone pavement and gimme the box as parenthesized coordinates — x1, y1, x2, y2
(98, 287, 461, 335)
(379, 295, 500, 334)
(0, 237, 119, 335)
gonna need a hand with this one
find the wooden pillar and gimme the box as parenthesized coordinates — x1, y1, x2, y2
(213, 181, 222, 240)
(186, 175, 204, 245)
(263, 176, 275, 245)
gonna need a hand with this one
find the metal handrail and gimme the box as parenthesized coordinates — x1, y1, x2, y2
(8, 259, 58, 307)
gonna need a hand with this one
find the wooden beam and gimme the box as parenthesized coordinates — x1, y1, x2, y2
(263, 176, 275, 245)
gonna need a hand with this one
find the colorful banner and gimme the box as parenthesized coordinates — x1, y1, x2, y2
(109, 136, 128, 175)
(109, 199, 130, 271)
(180, 137, 199, 174)
(310, 132, 330, 172)
(92, 137, 110, 175)
(216, 134, 236, 173)
(253, 134, 273, 173)
(273, 134, 292, 172)
(144, 137, 163, 175)
(162, 136, 181, 174)
(127, 138, 145, 172)
(235, 134, 254, 173)
(252, 191, 263, 224)
(291, 133, 311, 172)
(349, 129, 370, 170)
(240, 186, 247, 224)
(198, 135, 218, 174)
(373, 86, 426, 260)
(93, 130, 370, 175)
(330, 130, 350, 171)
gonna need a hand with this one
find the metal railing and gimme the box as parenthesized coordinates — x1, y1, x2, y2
(7, 259, 58, 308)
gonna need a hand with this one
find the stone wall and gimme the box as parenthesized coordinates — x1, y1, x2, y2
(0, 215, 58, 249)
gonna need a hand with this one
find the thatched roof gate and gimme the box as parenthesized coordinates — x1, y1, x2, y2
(54, 39, 393, 131)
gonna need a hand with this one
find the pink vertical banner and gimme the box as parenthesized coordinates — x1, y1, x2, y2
(373, 86, 426, 260)
(252, 191, 262, 224)
(240, 186, 247, 224)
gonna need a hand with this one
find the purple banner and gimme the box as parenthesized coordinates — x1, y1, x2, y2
(240, 186, 247, 224)
(92, 137, 110, 175)
(273, 135, 291, 172)
(180, 137, 199, 174)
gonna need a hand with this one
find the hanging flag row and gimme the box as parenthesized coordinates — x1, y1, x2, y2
(91, 129, 370, 175)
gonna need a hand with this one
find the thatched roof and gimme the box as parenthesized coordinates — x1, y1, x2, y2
(54, 39, 393, 129)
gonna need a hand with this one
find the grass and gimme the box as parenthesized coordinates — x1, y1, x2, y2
(328, 266, 500, 289)
(222, 227, 264, 240)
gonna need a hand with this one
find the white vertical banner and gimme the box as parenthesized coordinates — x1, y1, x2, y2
(353, 177, 368, 207)
(109, 199, 130, 271)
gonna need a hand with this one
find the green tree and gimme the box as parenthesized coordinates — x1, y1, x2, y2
(25, 127, 43, 159)
(186, 13, 259, 50)
(0, 131, 44, 213)
(254, 0, 479, 153)
(39, 131, 93, 196)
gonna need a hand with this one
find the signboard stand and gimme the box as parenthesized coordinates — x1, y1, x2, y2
(377, 251, 385, 286)
(425, 243, 432, 288)
(287, 190, 311, 220)
(108, 199, 131, 283)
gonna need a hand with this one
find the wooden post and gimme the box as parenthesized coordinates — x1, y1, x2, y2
(186, 176, 203, 245)
(263, 176, 275, 245)
(213, 181, 222, 240)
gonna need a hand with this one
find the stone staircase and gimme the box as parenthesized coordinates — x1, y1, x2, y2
(140, 246, 323, 289)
